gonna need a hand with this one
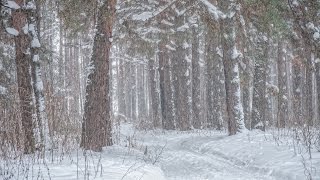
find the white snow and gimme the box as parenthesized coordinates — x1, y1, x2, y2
(177, 23, 189, 32)
(31, 38, 41, 48)
(0, 85, 7, 95)
(313, 32, 320, 40)
(184, 69, 189, 77)
(306, 22, 315, 30)
(165, 45, 176, 51)
(33, 54, 39, 62)
(35, 68, 44, 91)
(6, 1, 20, 9)
(231, 45, 242, 60)
(216, 47, 223, 57)
(5, 27, 19, 36)
(25, 1, 36, 10)
(228, 11, 236, 19)
(132, 12, 153, 21)
(292, 0, 299, 6)
(262, 35, 268, 42)
(199, 0, 225, 20)
(2, 124, 320, 180)
(161, 19, 174, 26)
(119, 124, 319, 180)
(29, 24, 36, 32)
(22, 24, 29, 34)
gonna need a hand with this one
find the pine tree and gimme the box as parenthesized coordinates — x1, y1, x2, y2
(81, 0, 117, 151)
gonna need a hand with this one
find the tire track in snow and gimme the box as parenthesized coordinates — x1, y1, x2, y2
(148, 135, 276, 180)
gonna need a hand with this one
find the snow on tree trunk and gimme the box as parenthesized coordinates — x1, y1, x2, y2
(159, 38, 175, 130)
(205, 21, 224, 130)
(80, 0, 117, 151)
(277, 40, 288, 128)
(138, 64, 148, 129)
(305, 49, 314, 126)
(251, 34, 268, 130)
(191, 26, 201, 129)
(149, 43, 162, 129)
(220, 0, 247, 135)
(11, 0, 35, 154)
(316, 54, 320, 126)
(29, 0, 51, 150)
(117, 59, 127, 120)
(292, 37, 304, 126)
(157, 0, 175, 130)
(239, 16, 253, 129)
(174, 2, 191, 131)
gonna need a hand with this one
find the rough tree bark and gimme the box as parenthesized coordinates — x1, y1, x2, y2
(305, 48, 314, 126)
(30, 0, 50, 149)
(191, 26, 201, 129)
(159, 38, 175, 130)
(205, 21, 224, 130)
(277, 40, 288, 128)
(292, 34, 304, 126)
(316, 53, 320, 126)
(149, 56, 162, 128)
(81, 0, 117, 151)
(11, 0, 35, 154)
(220, 0, 247, 135)
(251, 34, 268, 130)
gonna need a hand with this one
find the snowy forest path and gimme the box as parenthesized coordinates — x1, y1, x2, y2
(141, 132, 277, 180)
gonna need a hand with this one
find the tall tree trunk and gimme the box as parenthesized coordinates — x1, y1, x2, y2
(251, 34, 268, 130)
(138, 65, 147, 129)
(12, 0, 35, 154)
(277, 40, 288, 128)
(125, 62, 132, 120)
(316, 53, 320, 126)
(191, 27, 201, 129)
(174, 2, 191, 131)
(159, 40, 175, 130)
(149, 53, 161, 128)
(220, 0, 247, 135)
(305, 48, 314, 126)
(239, 17, 253, 129)
(81, 0, 116, 151)
(158, 0, 175, 130)
(292, 37, 303, 126)
(30, 0, 50, 150)
(206, 22, 224, 129)
(118, 59, 126, 118)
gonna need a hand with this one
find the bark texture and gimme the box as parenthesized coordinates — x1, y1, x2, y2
(81, 0, 117, 151)
(277, 41, 288, 128)
(251, 35, 268, 130)
(220, 0, 247, 135)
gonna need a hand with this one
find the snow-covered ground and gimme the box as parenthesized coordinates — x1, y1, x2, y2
(1, 124, 320, 180)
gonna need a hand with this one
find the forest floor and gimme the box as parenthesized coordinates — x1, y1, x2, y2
(1, 123, 320, 180)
